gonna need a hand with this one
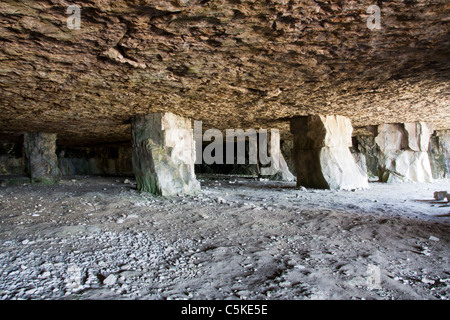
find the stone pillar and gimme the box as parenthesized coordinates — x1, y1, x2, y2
(375, 122, 433, 183)
(0, 141, 25, 175)
(24, 133, 60, 184)
(259, 129, 296, 181)
(290, 115, 368, 190)
(351, 126, 380, 180)
(131, 112, 200, 196)
(428, 130, 450, 179)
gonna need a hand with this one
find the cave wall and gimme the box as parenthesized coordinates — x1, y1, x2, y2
(1, 127, 449, 183)
(195, 133, 295, 180)
(351, 133, 379, 180)
(0, 142, 25, 175)
(351, 125, 450, 182)
(58, 145, 133, 176)
(0, 141, 133, 176)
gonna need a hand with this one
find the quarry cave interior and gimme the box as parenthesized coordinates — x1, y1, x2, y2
(0, 0, 449, 304)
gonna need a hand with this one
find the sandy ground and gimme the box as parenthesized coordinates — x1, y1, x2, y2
(0, 174, 449, 300)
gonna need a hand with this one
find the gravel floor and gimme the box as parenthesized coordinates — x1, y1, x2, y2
(0, 175, 449, 300)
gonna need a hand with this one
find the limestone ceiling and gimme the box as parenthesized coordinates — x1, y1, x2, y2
(0, 0, 449, 145)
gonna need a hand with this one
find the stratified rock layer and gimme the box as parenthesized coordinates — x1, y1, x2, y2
(23, 132, 60, 184)
(131, 112, 200, 196)
(375, 122, 433, 183)
(0, 142, 24, 175)
(290, 115, 368, 190)
(0, 1, 448, 145)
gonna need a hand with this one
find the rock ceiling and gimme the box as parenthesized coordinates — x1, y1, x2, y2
(0, 0, 449, 145)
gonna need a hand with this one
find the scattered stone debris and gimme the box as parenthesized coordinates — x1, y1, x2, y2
(103, 274, 118, 287)
(0, 176, 449, 300)
(216, 197, 227, 204)
(433, 191, 448, 201)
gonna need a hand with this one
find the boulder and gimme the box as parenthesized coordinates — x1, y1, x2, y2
(428, 130, 450, 179)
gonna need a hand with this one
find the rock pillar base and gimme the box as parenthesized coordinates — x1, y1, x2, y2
(290, 115, 368, 190)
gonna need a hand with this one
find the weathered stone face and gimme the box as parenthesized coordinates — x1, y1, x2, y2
(0, 1, 448, 145)
(260, 130, 295, 181)
(0, 142, 24, 175)
(131, 112, 200, 196)
(375, 122, 434, 183)
(291, 115, 368, 190)
(291, 115, 354, 149)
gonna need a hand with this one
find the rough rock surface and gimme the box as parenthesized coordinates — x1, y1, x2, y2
(1, 176, 449, 300)
(376, 122, 433, 183)
(58, 145, 133, 176)
(0, 0, 449, 145)
(131, 112, 200, 196)
(281, 140, 297, 176)
(428, 130, 449, 180)
(353, 131, 379, 179)
(437, 131, 450, 174)
(260, 130, 296, 181)
(291, 115, 368, 190)
(0, 142, 24, 175)
(23, 133, 60, 184)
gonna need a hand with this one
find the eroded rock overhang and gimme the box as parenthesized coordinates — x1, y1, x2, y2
(0, 0, 449, 145)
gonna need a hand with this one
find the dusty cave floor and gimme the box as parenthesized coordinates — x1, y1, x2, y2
(0, 175, 449, 300)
